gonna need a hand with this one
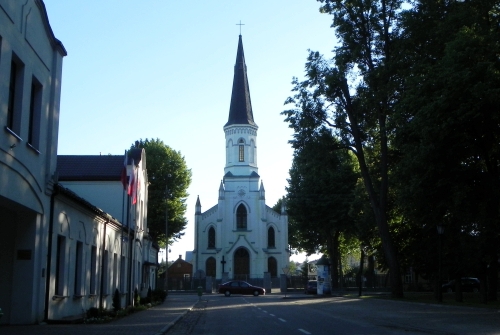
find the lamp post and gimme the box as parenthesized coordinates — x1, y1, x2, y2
(437, 224, 445, 302)
(164, 184, 169, 296)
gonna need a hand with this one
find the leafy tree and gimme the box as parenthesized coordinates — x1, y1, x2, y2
(283, 0, 406, 297)
(394, 0, 500, 301)
(286, 128, 358, 288)
(132, 139, 192, 247)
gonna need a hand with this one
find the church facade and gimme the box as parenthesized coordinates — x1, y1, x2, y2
(192, 35, 288, 282)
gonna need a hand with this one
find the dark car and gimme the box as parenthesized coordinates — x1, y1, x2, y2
(304, 280, 317, 294)
(442, 277, 480, 293)
(218, 280, 265, 297)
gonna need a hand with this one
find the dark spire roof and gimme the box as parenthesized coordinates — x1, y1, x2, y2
(225, 35, 256, 127)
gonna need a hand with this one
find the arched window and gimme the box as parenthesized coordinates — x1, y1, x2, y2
(238, 139, 244, 162)
(268, 227, 275, 248)
(208, 227, 215, 249)
(236, 204, 247, 229)
(268, 257, 277, 278)
(206, 257, 216, 277)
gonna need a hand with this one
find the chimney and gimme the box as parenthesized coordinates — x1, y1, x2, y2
(179, 255, 182, 260)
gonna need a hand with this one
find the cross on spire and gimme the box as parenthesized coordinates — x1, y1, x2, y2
(236, 20, 245, 35)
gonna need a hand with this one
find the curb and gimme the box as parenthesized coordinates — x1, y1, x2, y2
(155, 301, 197, 335)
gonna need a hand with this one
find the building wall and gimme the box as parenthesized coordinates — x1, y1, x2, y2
(60, 181, 128, 223)
(194, 184, 288, 280)
(46, 187, 149, 321)
(0, 0, 65, 325)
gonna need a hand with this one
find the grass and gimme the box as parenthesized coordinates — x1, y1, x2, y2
(353, 291, 500, 310)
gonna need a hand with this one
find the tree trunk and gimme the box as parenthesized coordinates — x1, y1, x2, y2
(358, 248, 365, 296)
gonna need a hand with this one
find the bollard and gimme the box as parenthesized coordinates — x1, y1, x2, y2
(197, 286, 203, 300)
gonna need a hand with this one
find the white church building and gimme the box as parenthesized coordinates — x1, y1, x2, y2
(192, 35, 288, 284)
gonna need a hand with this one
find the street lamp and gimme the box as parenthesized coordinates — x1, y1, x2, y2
(164, 175, 172, 296)
(437, 224, 445, 302)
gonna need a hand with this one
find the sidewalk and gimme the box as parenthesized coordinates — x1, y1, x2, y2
(0, 293, 200, 335)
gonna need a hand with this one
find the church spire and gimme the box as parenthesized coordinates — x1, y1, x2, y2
(225, 35, 256, 127)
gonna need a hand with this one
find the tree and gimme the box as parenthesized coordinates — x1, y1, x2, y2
(286, 128, 358, 288)
(393, 0, 500, 301)
(132, 139, 192, 247)
(283, 0, 406, 297)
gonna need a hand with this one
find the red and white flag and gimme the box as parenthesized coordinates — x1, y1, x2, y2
(128, 159, 135, 196)
(120, 150, 128, 191)
(132, 163, 139, 205)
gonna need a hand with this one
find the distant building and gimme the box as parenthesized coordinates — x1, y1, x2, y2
(168, 255, 193, 290)
(192, 35, 289, 282)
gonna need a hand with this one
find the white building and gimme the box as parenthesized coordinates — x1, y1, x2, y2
(54, 149, 157, 319)
(0, 0, 66, 324)
(192, 35, 288, 283)
(0, 1, 156, 324)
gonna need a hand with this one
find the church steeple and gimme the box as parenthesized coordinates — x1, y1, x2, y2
(225, 35, 256, 127)
(223, 35, 259, 178)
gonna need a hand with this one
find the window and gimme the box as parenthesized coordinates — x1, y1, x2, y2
(120, 255, 126, 293)
(90, 246, 97, 294)
(208, 227, 215, 248)
(113, 253, 118, 290)
(236, 204, 247, 229)
(102, 250, 109, 294)
(268, 227, 275, 248)
(238, 139, 244, 162)
(7, 55, 24, 135)
(74, 242, 83, 296)
(206, 257, 216, 277)
(55, 236, 66, 296)
(239, 145, 244, 161)
(28, 77, 42, 149)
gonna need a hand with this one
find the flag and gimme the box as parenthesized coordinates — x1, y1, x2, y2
(120, 150, 128, 190)
(128, 159, 135, 196)
(132, 160, 139, 205)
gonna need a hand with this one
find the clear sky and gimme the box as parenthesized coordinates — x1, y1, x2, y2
(43, 0, 334, 263)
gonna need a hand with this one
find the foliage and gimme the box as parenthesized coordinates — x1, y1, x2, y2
(112, 288, 121, 311)
(151, 288, 167, 303)
(134, 288, 140, 306)
(285, 128, 358, 287)
(283, 0, 407, 297)
(131, 138, 192, 247)
(392, 0, 500, 300)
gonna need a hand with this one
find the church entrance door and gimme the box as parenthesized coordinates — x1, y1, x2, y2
(233, 248, 250, 280)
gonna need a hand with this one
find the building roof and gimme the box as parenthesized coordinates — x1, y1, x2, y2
(225, 35, 256, 127)
(57, 155, 124, 181)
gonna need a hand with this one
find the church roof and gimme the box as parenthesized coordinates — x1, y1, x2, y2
(57, 155, 124, 181)
(225, 35, 256, 127)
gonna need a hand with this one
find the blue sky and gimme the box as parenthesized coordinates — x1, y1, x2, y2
(43, 0, 335, 263)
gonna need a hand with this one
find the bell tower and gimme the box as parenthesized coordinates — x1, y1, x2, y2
(223, 35, 259, 179)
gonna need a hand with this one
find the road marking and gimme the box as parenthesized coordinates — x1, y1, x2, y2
(270, 314, 275, 317)
(263, 310, 268, 313)
(298, 329, 311, 334)
(279, 318, 286, 322)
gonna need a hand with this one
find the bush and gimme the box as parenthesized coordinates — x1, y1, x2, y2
(152, 288, 167, 303)
(134, 288, 140, 306)
(87, 307, 99, 318)
(112, 288, 122, 311)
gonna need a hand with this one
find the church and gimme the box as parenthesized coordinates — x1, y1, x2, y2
(192, 35, 289, 283)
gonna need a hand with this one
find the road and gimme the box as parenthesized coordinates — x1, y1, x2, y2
(168, 293, 500, 335)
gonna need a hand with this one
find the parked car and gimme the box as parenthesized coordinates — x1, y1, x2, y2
(305, 280, 317, 294)
(218, 280, 265, 297)
(442, 277, 480, 293)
